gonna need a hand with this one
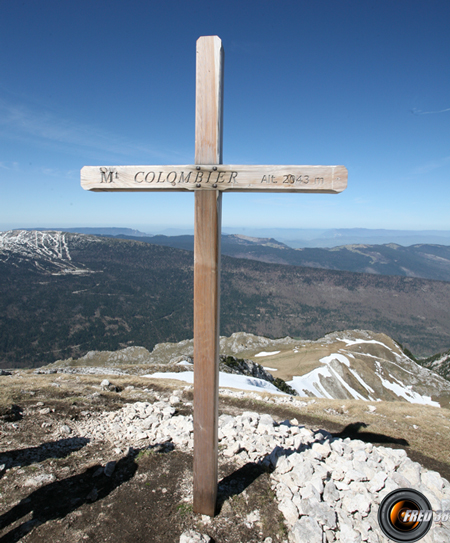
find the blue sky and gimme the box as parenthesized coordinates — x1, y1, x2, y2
(1, 0, 449, 233)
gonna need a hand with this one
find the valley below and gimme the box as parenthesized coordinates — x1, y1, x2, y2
(2, 230, 450, 370)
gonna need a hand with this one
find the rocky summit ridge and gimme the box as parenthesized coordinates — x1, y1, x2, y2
(60, 393, 450, 542)
(50, 329, 450, 408)
(1, 378, 449, 543)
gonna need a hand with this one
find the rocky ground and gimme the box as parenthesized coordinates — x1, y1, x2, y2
(1, 371, 450, 542)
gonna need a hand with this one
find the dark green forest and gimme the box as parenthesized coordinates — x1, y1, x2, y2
(2, 235, 450, 368)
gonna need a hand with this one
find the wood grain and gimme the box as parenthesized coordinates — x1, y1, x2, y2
(81, 30, 347, 516)
(79, 33, 349, 519)
(195, 36, 223, 165)
(193, 35, 223, 517)
(81, 164, 347, 193)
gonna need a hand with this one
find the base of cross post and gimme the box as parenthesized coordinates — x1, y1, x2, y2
(193, 190, 222, 517)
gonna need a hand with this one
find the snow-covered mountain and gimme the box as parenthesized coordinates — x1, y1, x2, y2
(282, 330, 449, 407)
(0, 230, 96, 275)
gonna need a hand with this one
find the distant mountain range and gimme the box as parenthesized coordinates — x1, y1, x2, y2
(21, 227, 151, 237)
(14, 227, 450, 248)
(113, 233, 450, 282)
(20, 227, 450, 282)
(272, 228, 450, 248)
(149, 227, 450, 247)
(2, 230, 450, 369)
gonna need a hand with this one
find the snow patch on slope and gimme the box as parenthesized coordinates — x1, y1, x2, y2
(145, 370, 285, 394)
(288, 348, 442, 406)
(288, 360, 366, 401)
(320, 353, 351, 367)
(338, 337, 391, 349)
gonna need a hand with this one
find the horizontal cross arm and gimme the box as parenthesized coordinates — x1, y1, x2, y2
(81, 165, 347, 193)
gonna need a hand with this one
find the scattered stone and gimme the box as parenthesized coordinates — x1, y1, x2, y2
(323, 480, 339, 502)
(278, 498, 299, 525)
(24, 474, 56, 487)
(368, 470, 387, 493)
(60, 424, 72, 434)
(104, 461, 116, 477)
(291, 516, 322, 543)
(245, 509, 260, 525)
(86, 488, 98, 502)
(100, 379, 121, 392)
(179, 530, 211, 543)
(64, 392, 450, 543)
(339, 521, 362, 543)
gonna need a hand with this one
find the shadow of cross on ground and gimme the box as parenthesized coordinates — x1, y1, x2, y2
(216, 462, 267, 514)
(0, 437, 90, 478)
(214, 424, 414, 515)
(332, 422, 410, 446)
(0, 456, 138, 543)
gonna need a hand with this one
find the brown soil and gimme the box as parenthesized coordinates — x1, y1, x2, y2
(0, 384, 287, 543)
(1, 373, 449, 543)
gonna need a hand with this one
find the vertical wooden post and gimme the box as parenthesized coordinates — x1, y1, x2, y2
(193, 36, 224, 517)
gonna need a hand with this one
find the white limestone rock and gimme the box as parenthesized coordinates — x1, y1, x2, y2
(345, 469, 368, 483)
(432, 525, 450, 543)
(323, 480, 340, 502)
(297, 497, 336, 529)
(311, 441, 332, 459)
(331, 440, 344, 456)
(277, 498, 299, 526)
(179, 531, 211, 543)
(368, 470, 387, 493)
(341, 489, 371, 516)
(300, 482, 321, 501)
(24, 473, 56, 487)
(291, 459, 314, 484)
(339, 521, 362, 543)
(60, 424, 72, 434)
(68, 386, 450, 543)
(291, 516, 322, 543)
(422, 470, 445, 497)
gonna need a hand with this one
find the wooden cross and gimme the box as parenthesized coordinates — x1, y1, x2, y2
(81, 35, 347, 517)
